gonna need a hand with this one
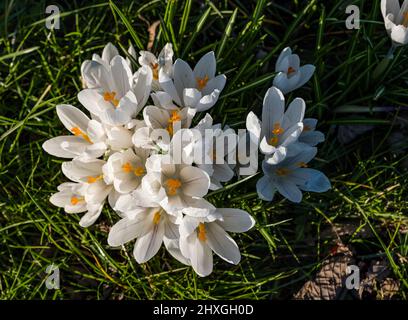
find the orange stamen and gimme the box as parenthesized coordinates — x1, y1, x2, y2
(198, 223, 207, 241)
(71, 127, 92, 143)
(165, 179, 182, 196)
(150, 63, 159, 80)
(196, 75, 209, 90)
(287, 66, 296, 75)
(87, 175, 103, 184)
(276, 168, 291, 176)
(153, 211, 161, 224)
(70, 196, 84, 205)
(103, 91, 119, 107)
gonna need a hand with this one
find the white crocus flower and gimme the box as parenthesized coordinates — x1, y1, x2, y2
(42, 104, 107, 159)
(273, 47, 315, 94)
(159, 51, 226, 112)
(381, 0, 408, 45)
(108, 196, 182, 264)
(105, 148, 149, 194)
(61, 158, 119, 208)
(192, 115, 237, 190)
(256, 146, 331, 203)
(141, 155, 212, 215)
(246, 87, 305, 165)
(139, 43, 174, 90)
(78, 56, 152, 126)
(179, 208, 255, 277)
(49, 182, 104, 227)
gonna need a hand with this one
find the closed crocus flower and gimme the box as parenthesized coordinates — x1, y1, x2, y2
(49, 182, 104, 227)
(139, 43, 174, 90)
(273, 47, 315, 94)
(42, 104, 107, 159)
(256, 146, 331, 203)
(381, 0, 408, 45)
(179, 209, 255, 277)
(159, 51, 226, 112)
(246, 87, 305, 165)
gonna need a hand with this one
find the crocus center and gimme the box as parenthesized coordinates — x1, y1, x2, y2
(287, 66, 296, 75)
(303, 125, 311, 132)
(103, 91, 119, 107)
(297, 162, 308, 168)
(196, 75, 209, 91)
(150, 63, 159, 80)
(403, 11, 408, 27)
(153, 211, 161, 224)
(70, 196, 84, 205)
(269, 123, 284, 146)
(167, 110, 182, 136)
(122, 162, 145, 177)
(165, 178, 182, 196)
(87, 175, 103, 183)
(71, 127, 92, 143)
(276, 168, 291, 176)
(198, 223, 207, 242)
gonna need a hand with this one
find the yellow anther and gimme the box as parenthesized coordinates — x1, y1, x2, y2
(153, 211, 161, 224)
(403, 11, 408, 27)
(287, 66, 296, 75)
(71, 127, 92, 143)
(87, 175, 103, 184)
(276, 168, 291, 176)
(122, 162, 145, 177)
(196, 75, 209, 90)
(70, 196, 84, 205)
(198, 223, 207, 241)
(303, 125, 311, 132)
(166, 110, 181, 136)
(150, 63, 159, 80)
(272, 123, 284, 135)
(298, 162, 308, 168)
(103, 91, 119, 107)
(165, 178, 182, 196)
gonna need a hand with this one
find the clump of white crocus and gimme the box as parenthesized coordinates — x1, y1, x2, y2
(256, 146, 331, 203)
(159, 51, 226, 111)
(381, 0, 408, 46)
(246, 86, 305, 165)
(139, 43, 174, 90)
(273, 47, 315, 94)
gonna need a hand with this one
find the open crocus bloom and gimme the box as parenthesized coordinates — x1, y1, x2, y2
(141, 155, 211, 215)
(78, 56, 152, 126)
(179, 209, 255, 277)
(381, 0, 408, 45)
(273, 47, 315, 94)
(104, 148, 149, 194)
(108, 197, 182, 263)
(247, 87, 305, 165)
(159, 51, 226, 112)
(42, 104, 107, 159)
(139, 43, 174, 90)
(256, 146, 331, 203)
(49, 182, 104, 227)
(61, 158, 118, 206)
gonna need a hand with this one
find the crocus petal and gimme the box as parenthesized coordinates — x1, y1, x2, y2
(216, 208, 256, 233)
(56, 104, 90, 134)
(79, 203, 103, 227)
(182, 233, 213, 277)
(256, 175, 276, 201)
(193, 51, 216, 81)
(296, 64, 315, 89)
(110, 56, 132, 96)
(391, 24, 408, 45)
(275, 178, 302, 203)
(275, 47, 292, 71)
(159, 69, 182, 106)
(133, 220, 165, 263)
(173, 58, 195, 101)
(108, 213, 150, 246)
(202, 74, 226, 96)
(42, 136, 87, 158)
(183, 88, 202, 108)
(206, 222, 241, 265)
(179, 166, 210, 197)
(102, 42, 119, 63)
(163, 237, 191, 266)
(292, 168, 331, 193)
(262, 87, 285, 138)
(195, 90, 220, 112)
(283, 98, 305, 125)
